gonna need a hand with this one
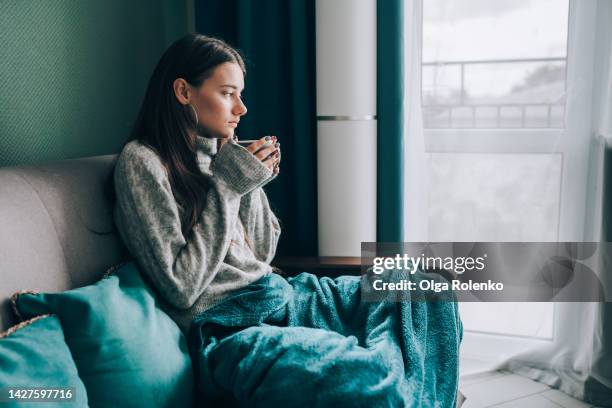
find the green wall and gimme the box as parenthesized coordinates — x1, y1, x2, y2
(0, 0, 189, 167)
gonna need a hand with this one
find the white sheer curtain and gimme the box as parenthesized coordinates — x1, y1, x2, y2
(507, 5, 612, 400)
(403, 0, 428, 243)
(403, 0, 612, 403)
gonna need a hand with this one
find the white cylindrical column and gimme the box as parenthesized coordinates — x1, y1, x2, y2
(316, 0, 377, 256)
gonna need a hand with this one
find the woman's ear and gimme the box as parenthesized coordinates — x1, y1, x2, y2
(173, 78, 191, 105)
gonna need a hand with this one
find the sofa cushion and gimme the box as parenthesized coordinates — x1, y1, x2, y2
(0, 155, 126, 332)
(13, 262, 194, 408)
(0, 314, 89, 407)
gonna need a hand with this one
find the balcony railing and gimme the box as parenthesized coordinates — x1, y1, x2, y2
(422, 57, 566, 129)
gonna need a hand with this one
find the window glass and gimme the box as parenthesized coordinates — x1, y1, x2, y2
(422, 0, 569, 129)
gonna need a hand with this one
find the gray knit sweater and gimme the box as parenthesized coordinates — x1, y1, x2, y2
(113, 136, 281, 333)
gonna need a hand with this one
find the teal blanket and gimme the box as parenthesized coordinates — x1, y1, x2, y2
(189, 272, 462, 407)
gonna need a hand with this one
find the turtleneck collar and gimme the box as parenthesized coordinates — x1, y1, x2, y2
(195, 135, 219, 156)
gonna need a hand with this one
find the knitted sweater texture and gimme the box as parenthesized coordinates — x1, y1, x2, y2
(113, 136, 281, 332)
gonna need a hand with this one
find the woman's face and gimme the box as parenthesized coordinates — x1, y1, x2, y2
(190, 62, 247, 139)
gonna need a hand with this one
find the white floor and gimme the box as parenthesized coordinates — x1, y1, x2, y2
(459, 359, 603, 408)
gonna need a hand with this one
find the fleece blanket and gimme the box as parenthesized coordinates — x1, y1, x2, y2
(189, 272, 462, 407)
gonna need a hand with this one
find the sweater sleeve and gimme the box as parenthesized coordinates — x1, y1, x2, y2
(239, 188, 282, 264)
(113, 142, 272, 310)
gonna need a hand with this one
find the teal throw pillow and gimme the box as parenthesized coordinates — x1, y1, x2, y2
(14, 262, 194, 408)
(0, 314, 89, 407)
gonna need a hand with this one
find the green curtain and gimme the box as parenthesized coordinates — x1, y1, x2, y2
(584, 147, 612, 405)
(195, 0, 317, 257)
(377, 0, 405, 242)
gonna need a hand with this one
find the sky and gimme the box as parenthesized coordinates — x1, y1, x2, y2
(423, 0, 569, 62)
(422, 0, 570, 99)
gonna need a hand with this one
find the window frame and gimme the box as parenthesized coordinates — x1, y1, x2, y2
(416, 0, 598, 366)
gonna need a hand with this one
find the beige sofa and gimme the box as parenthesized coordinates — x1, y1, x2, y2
(0, 155, 125, 332)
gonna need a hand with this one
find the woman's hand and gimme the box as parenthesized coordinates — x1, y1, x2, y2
(245, 136, 281, 174)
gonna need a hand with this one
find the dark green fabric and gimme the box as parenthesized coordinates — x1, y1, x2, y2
(584, 147, 612, 406)
(0, 315, 89, 407)
(189, 272, 462, 406)
(14, 262, 193, 408)
(377, 0, 405, 241)
(195, 0, 318, 256)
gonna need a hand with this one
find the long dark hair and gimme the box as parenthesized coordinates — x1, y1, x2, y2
(108, 34, 246, 237)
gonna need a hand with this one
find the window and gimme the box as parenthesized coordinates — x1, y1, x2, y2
(422, 0, 568, 130)
(414, 0, 596, 363)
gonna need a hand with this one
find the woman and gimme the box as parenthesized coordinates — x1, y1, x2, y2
(112, 34, 282, 332)
(112, 34, 462, 407)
